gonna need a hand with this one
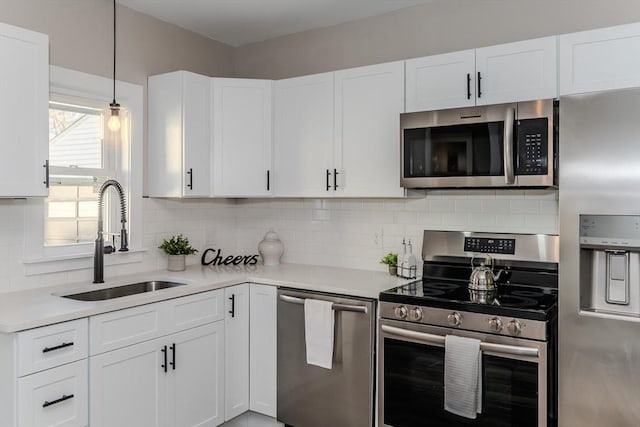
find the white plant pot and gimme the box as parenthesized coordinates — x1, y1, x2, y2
(167, 254, 186, 272)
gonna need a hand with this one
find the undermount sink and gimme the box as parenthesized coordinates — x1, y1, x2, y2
(60, 281, 186, 301)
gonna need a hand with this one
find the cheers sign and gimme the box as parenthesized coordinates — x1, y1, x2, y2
(201, 248, 259, 266)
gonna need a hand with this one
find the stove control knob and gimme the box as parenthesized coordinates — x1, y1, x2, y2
(447, 312, 462, 327)
(507, 319, 522, 336)
(489, 317, 504, 332)
(409, 307, 423, 321)
(394, 305, 408, 319)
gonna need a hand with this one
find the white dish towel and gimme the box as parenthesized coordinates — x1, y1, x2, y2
(304, 298, 335, 369)
(444, 335, 483, 419)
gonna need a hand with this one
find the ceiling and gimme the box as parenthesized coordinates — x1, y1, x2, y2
(117, 0, 431, 47)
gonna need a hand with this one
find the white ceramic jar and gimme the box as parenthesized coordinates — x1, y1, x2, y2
(258, 231, 284, 266)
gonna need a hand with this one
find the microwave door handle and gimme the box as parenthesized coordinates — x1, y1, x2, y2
(503, 107, 516, 185)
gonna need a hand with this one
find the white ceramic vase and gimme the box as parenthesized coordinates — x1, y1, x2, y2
(167, 254, 186, 271)
(258, 231, 284, 266)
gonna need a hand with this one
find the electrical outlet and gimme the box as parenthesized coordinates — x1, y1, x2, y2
(373, 229, 383, 248)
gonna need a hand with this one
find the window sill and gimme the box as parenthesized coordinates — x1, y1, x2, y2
(23, 248, 148, 276)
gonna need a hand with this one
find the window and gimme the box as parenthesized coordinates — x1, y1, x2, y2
(24, 66, 143, 272)
(46, 101, 118, 246)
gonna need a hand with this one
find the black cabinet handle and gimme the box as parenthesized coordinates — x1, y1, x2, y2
(43, 160, 50, 188)
(170, 343, 176, 370)
(161, 345, 167, 373)
(43, 394, 74, 408)
(267, 170, 270, 191)
(477, 72, 482, 98)
(42, 342, 74, 353)
(333, 168, 339, 190)
(466, 73, 472, 100)
(326, 169, 331, 191)
(229, 294, 235, 318)
(186, 168, 193, 190)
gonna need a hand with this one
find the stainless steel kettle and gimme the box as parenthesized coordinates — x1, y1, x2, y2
(468, 255, 504, 291)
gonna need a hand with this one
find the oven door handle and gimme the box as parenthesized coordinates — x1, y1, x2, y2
(381, 324, 539, 358)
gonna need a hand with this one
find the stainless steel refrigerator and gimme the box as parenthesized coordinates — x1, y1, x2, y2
(560, 88, 640, 426)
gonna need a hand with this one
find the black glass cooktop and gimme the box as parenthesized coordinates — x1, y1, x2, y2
(380, 279, 558, 321)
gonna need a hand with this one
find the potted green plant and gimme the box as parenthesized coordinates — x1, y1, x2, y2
(380, 252, 398, 275)
(159, 234, 198, 271)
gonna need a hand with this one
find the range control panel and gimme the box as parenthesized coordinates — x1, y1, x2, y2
(464, 237, 516, 255)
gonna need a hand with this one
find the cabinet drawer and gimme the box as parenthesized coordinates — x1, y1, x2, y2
(167, 289, 224, 333)
(17, 359, 88, 427)
(90, 303, 166, 355)
(17, 319, 88, 377)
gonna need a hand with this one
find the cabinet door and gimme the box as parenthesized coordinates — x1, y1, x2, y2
(17, 360, 88, 427)
(0, 23, 48, 197)
(224, 284, 250, 421)
(475, 36, 557, 105)
(89, 337, 166, 427)
(559, 22, 640, 95)
(334, 61, 405, 198)
(249, 284, 277, 417)
(274, 73, 334, 196)
(405, 50, 475, 112)
(169, 322, 225, 427)
(148, 71, 211, 197)
(213, 78, 273, 197)
(182, 72, 212, 197)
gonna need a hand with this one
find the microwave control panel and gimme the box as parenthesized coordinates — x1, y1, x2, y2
(516, 118, 548, 175)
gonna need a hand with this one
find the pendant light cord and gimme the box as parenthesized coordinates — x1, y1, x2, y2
(112, 0, 117, 104)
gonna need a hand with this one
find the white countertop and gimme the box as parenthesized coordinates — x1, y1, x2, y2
(0, 263, 411, 333)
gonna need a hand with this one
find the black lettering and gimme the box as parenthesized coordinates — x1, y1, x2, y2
(223, 255, 235, 265)
(212, 249, 224, 266)
(232, 255, 244, 265)
(200, 248, 216, 266)
(248, 255, 259, 265)
(242, 255, 253, 265)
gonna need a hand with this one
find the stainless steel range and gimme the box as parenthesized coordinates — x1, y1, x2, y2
(378, 231, 559, 427)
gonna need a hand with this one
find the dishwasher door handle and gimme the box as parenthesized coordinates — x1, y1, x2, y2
(279, 294, 368, 314)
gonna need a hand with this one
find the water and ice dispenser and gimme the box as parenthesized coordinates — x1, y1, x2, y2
(580, 215, 640, 317)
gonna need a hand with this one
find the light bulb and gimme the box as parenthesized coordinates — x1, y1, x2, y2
(108, 101, 121, 132)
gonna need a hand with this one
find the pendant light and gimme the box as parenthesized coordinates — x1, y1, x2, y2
(108, 0, 121, 132)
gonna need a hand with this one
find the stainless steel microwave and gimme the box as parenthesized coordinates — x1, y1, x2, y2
(400, 99, 558, 188)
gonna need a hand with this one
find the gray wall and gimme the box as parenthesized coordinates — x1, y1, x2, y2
(234, 0, 640, 79)
(0, 0, 234, 85)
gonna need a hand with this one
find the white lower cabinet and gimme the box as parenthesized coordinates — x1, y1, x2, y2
(225, 284, 250, 421)
(17, 359, 88, 427)
(90, 322, 225, 427)
(249, 284, 277, 417)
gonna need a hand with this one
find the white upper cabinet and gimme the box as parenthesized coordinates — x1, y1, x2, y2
(405, 50, 476, 111)
(274, 64, 405, 197)
(475, 36, 557, 105)
(212, 78, 273, 197)
(148, 71, 212, 197)
(334, 61, 405, 197)
(559, 22, 640, 95)
(0, 23, 49, 197)
(406, 36, 557, 112)
(274, 72, 335, 197)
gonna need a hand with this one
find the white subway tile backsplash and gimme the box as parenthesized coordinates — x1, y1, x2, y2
(0, 187, 559, 293)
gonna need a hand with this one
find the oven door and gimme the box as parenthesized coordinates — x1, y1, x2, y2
(379, 319, 548, 427)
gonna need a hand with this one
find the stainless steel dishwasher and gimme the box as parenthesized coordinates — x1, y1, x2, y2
(277, 287, 376, 427)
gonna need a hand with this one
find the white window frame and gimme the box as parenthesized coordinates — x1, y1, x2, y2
(24, 66, 143, 274)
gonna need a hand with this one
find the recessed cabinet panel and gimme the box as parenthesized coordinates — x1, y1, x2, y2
(249, 284, 277, 417)
(274, 72, 335, 197)
(476, 36, 557, 105)
(0, 23, 48, 197)
(148, 71, 211, 197)
(405, 50, 476, 112)
(560, 22, 640, 95)
(224, 284, 250, 421)
(334, 61, 405, 197)
(213, 78, 273, 197)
